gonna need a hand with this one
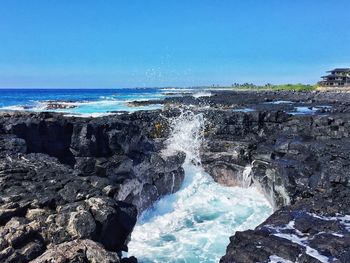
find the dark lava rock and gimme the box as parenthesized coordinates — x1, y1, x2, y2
(220, 187, 350, 263)
(185, 91, 350, 263)
(31, 239, 120, 263)
(0, 111, 185, 262)
(1, 90, 350, 262)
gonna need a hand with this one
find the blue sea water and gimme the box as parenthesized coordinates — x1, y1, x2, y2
(0, 88, 272, 262)
(0, 88, 170, 116)
(128, 111, 272, 262)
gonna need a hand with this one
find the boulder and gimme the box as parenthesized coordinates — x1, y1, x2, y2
(31, 239, 120, 263)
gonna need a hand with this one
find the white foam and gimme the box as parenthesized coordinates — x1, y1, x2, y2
(161, 110, 204, 163)
(288, 106, 332, 116)
(128, 110, 272, 262)
(271, 219, 334, 263)
(0, 105, 26, 111)
(192, 91, 212, 98)
(269, 255, 293, 263)
(242, 165, 252, 188)
(274, 185, 291, 206)
(99, 95, 118, 100)
(232, 108, 255, 112)
(265, 100, 293, 105)
(274, 233, 331, 263)
(307, 213, 350, 231)
(1, 93, 164, 116)
(1, 100, 49, 112)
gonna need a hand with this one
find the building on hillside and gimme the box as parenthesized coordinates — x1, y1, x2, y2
(318, 68, 350, 87)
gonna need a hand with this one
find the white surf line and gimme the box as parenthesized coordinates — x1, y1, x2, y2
(127, 110, 272, 262)
(307, 212, 350, 231)
(268, 220, 335, 263)
(268, 255, 293, 263)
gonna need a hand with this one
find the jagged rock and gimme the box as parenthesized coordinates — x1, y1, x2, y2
(67, 210, 96, 238)
(0, 135, 27, 154)
(86, 197, 117, 223)
(99, 202, 137, 252)
(74, 157, 96, 175)
(31, 239, 120, 263)
(0, 111, 185, 262)
(220, 186, 350, 263)
(187, 92, 350, 263)
(2, 90, 350, 262)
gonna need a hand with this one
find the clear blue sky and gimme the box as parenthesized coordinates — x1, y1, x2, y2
(0, 0, 349, 88)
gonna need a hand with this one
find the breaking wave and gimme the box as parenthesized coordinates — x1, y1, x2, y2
(128, 110, 272, 262)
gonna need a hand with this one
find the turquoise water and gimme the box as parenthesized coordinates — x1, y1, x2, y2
(1, 89, 272, 262)
(128, 162, 272, 263)
(0, 88, 213, 116)
(128, 111, 273, 262)
(0, 88, 167, 116)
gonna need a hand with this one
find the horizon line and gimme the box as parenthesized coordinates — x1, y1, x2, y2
(0, 82, 317, 89)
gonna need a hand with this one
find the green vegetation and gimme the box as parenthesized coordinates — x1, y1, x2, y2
(213, 83, 317, 91)
(264, 83, 316, 91)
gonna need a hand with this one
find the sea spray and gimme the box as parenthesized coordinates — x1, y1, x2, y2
(128, 110, 273, 263)
(241, 165, 253, 188)
(192, 91, 212, 99)
(161, 110, 205, 164)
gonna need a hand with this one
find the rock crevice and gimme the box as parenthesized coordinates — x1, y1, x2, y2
(1, 90, 350, 263)
(0, 111, 185, 263)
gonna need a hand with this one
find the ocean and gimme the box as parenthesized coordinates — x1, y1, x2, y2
(0, 88, 173, 116)
(0, 88, 272, 262)
(0, 88, 217, 116)
(128, 111, 272, 262)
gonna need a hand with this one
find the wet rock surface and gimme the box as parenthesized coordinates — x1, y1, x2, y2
(220, 187, 350, 263)
(31, 239, 121, 263)
(0, 111, 185, 262)
(1, 90, 350, 262)
(185, 91, 350, 263)
(201, 110, 350, 208)
(136, 90, 350, 262)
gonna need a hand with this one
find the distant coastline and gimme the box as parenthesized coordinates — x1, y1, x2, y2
(4, 82, 348, 92)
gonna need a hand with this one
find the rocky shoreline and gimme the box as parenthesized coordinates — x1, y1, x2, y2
(1, 90, 350, 262)
(0, 111, 185, 262)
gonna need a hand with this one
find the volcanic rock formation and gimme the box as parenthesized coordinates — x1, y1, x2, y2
(0, 111, 184, 262)
(1, 90, 350, 262)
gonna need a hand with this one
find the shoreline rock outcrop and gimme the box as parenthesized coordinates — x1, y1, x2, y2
(132, 90, 350, 262)
(0, 111, 185, 262)
(1, 90, 350, 262)
(200, 110, 350, 262)
(182, 91, 350, 263)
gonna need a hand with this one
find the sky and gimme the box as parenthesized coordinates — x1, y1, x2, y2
(0, 0, 349, 88)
